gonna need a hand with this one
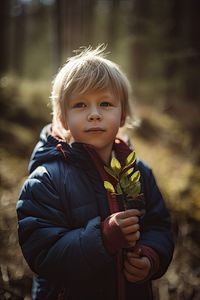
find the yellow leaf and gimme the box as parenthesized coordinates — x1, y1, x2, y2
(130, 170, 140, 183)
(111, 158, 121, 174)
(126, 151, 136, 166)
(104, 181, 115, 193)
(125, 167, 134, 176)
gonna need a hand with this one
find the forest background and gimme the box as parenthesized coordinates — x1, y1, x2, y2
(0, 0, 200, 299)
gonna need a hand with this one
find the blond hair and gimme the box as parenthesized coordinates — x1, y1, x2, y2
(50, 45, 132, 136)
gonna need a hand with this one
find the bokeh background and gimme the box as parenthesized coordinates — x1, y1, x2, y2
(0, 0, 200, 299)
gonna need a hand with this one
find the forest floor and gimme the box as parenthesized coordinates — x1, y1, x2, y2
(0, 100, 200, 300)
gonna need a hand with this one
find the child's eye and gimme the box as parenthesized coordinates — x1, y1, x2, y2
(73, 102, 86, 108)
(100, 101, 113, 107)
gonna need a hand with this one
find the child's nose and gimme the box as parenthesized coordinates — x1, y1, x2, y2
(87, 108, 102, 121)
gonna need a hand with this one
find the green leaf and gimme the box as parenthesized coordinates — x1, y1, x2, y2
(125, 167, 134, 176)
(110, 158, 121, 175)
(104, 181, 115, 193)
(104, 166, 118, 180)
(125, 151, 136, 167)
(126, 182, 141, 198)
(116, 183, 123, 195)
(130, 170, 140, 183)
(120, 175, 130, 190)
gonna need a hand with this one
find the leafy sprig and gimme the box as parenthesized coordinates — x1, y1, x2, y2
(104, 151, 142, 200)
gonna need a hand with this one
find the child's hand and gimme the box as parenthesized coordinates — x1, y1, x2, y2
(101, 209, 141, 255)
(124, 249, 151, 282)
(114, 209, 141, 246)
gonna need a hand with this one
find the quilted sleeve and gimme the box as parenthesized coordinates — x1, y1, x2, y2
(16, 164, 112, 284)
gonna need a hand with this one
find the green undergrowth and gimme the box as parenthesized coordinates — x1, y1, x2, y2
(0, 75, 51, 156)
(0, 74, 51, 126)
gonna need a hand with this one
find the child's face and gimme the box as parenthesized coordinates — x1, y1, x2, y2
(66, 90, 123, 163)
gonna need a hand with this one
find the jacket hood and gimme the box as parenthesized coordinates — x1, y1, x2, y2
(28, 124, 95, 174)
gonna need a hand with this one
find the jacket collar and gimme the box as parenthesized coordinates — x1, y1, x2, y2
(29, 124, 133, 175)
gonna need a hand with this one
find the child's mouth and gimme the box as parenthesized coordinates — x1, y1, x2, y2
(85, 127, 105, 133)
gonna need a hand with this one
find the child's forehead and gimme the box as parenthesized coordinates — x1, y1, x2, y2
(69, 89, 116, 100)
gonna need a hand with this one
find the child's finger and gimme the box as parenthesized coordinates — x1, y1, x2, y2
(127, 256, 151, 270)
(124, 260, 146, 282)
(118, 216, 139, 228)
(121, 223, 139, 234)
(126, 231, 140, 244)
(124, 268, 141, 282)
(119, 209, 142, 219)
(124, 257, 151, 282)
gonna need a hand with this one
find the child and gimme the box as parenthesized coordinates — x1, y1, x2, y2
(17, 46, 174, 300)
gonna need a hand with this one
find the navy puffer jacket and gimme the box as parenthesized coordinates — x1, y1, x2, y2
(17, 125, 174, 300)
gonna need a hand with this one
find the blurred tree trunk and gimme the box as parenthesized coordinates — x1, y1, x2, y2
(53, 0, 63, 70)
(62, 0, 96, 54)
(82, 0, 96, 46)
(128, 1, 150, 81)
(0, 0, 10, 75)
(52, 0, 96, 69)
(13, 3, 26, 76)
(182, 0, 200, 101)
(164, 0, 180, 100)
(107, 0, 120, 50)
(165, 0, 200, 101)
(180, 0, 200, 159)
